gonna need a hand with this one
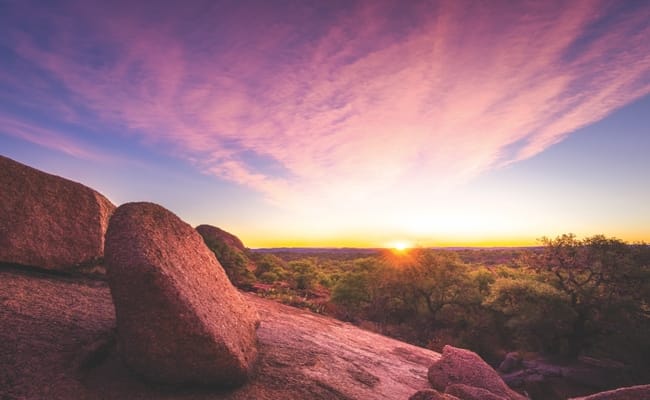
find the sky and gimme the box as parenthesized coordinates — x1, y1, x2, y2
(1, 0, 649, 248)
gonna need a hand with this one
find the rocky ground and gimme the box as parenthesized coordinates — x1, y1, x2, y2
(0, 266, 438, 400)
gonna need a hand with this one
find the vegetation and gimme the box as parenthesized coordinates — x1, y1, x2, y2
(207, 234, 650, 377)
(201, 237, 256, 288)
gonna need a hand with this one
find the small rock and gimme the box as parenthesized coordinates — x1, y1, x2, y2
(446, 383, 508, 400)
(105, 202, 259, 386)
(522, 359, 563, 377)
(427, 345, 527, 400)
(501, 370, 528, 387)
(498, 352, 522, 373)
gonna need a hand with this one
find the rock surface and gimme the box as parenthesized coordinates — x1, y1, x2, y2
(445, 383, 507, 400)
(568, 384, 650, 400)
(428, 345, 527, 400)
(104, 202, 259, 386)
(0, 268, 439, 399)
(196, 224, 247, 252)
(0, 268, 116, 399)
(408, 389, 459, 400)
(0, 155, 115, 272)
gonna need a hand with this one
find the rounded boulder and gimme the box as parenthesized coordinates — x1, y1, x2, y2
(428, 345, 526, 400)
(0, 155, 114, 271)
(104, 202, 259, 386)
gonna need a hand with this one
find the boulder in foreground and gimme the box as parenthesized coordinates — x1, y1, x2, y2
(0, 155, 115, 272)
(428, 345, 526, 400)
(105, 202, 259, 386)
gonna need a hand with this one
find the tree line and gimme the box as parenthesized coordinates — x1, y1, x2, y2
(205, 234, 650, 373)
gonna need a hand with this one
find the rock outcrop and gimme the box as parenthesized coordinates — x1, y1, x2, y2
(0, 267, 439, 399)
(0, 155, 115, 272)
(196, 224, 247, 252)
(196, 224, 256, 287)
(428, 345, 527, 400)
(104, 202, 259, 386)
(569, 384, 650, 400)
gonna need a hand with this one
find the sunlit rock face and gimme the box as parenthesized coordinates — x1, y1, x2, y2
(104, 202, 259, 386)
(0, 155, 115, 272)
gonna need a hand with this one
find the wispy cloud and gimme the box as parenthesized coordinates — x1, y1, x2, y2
(0, 113, 110, 161)
(1, 0, 649, 213)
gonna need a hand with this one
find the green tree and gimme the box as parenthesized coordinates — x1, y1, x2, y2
(259, 271, 279, 283)
(253, 254, 288, 281)
(203, 240, 256, 289)
(484, 277, 575, 352)
(288, 259, 318, 290)
(331, 257, 390, 320)
(400, 250, 481, 328)
(529, 234, 649, 358)
(332, 271, 372, 312)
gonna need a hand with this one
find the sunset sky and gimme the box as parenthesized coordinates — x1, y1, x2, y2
(1, 0, 649, 248)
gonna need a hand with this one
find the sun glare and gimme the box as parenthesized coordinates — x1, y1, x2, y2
(390, 241, 411, 252)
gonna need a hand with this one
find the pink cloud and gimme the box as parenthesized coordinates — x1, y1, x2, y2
(2, 0, 650, 211)
(0, 114, 110, 161)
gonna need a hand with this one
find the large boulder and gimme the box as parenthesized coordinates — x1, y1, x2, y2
(428, 345, 527, 400)
(0, 155, 115, 272)
(569, 384, 650, 400)
(104, 202, 259, 386)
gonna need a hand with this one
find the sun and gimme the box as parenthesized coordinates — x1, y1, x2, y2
(389, 241, 412, 252)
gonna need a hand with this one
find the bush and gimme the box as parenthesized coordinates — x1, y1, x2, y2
(484, 276, 575, 353)
(288, 260, 318, 290)
(204, 240, 255, 288)
(259, 271, 279, 283)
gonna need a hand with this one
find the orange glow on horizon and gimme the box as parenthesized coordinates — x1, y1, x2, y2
(389, 240, 412, 252)
(226, 225, 649, 249)
(239, 232, 545, 249)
